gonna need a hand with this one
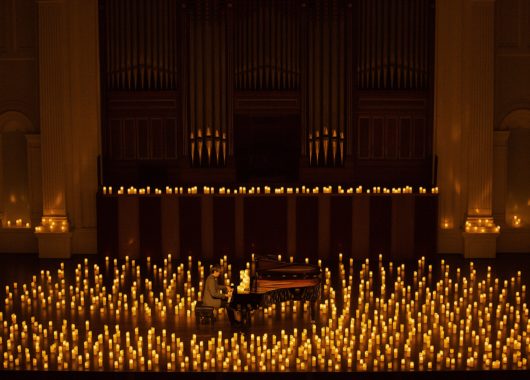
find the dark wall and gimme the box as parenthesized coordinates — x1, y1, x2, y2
(99, 0, 435, 187)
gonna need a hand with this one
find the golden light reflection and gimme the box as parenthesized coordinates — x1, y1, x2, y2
(464, 218, 500, 234)
(102, 185, 438, 196)
(512, 215, 522, 228)
(0, 255, 527, 372)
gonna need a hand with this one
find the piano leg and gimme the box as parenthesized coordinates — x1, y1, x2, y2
(240, 306, 250, 326)
(310, 300, 318, 323)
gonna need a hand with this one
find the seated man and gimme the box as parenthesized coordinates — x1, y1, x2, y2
(203, 264, 239, 325)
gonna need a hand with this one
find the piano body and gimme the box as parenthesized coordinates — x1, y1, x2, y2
(229, 257, 322, 325)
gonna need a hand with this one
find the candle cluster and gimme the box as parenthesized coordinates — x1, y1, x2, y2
(465, 217, 501, 234)
(3, 219, 30, 229)
(102, 185, 439, 196)
(34, 217, 68, 233)
(512, 216, 522, 228)
(0, 254, 528, 372)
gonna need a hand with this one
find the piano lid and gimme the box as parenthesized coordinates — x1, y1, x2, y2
(255, 256, 321, 278)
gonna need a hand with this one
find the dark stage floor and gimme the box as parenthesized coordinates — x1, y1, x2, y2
(0, 253, 529, 380)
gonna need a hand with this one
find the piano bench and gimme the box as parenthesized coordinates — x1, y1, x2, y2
(195, 302, 215, 324)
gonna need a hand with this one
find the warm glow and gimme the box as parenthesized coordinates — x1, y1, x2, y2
(1, 254, 525, 372)
(101, 185, 438, 196)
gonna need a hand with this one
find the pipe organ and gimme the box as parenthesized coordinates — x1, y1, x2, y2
(356, 0, 431, 90)
(185, 0, 228, 167)
(99, 0, 434, 186)
(234, 0, 301, 91)
(306, 0, 346, 167)
(104, 0, 179, 91)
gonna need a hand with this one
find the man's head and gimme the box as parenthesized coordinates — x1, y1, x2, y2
(210, 264, 222, 278)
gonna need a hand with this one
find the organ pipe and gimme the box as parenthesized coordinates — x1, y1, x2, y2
(356, 0, 429, 90)
(186, 0, 227, 167)
(307, 0, 345, 167)
(104, 0, 178, 91)
(234, 0, 300, 91)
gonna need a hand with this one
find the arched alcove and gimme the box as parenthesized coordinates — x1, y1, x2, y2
(0, 111, 34, 228)
(501, 109, 530, 228)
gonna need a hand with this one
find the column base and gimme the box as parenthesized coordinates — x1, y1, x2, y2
(462, 216, 500, 258)
(462, 232, 498, 258)
(36, 231, 72, 258)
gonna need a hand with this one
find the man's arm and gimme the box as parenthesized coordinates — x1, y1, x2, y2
(206, 277, 226, 299)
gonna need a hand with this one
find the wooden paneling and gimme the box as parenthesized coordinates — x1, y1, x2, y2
(354, 95, 430, 175)
(98, 193, 437, 259)
(385, 118, 398, 158)
(213, 197, 236, 257)
(179, 196, 202, 256)
(234, 92, 300, 113)
(399, 117, 412, 159)
(356, 114, 427, 161)
(234, 114, 300, 182)
(296, 196, 318, 260)
(496, 0, 520, 49)
(244, 196, 287, 255)
(161, 196, 180, 258)
(107, 116, 179, 161)
(351, 195, 370, 259)
(0, 0, 8, 56)
(96, 195, 119, 257)
(414, 195, 437, 257)
(139, 197, 162, 259)
(104, 92, 179, 164)
(15, 0, 36, 54)
(391, 196, 415, 260)
(330, 196, 352, 256)
(118, 196, 140, 258)
(369, 195, 392, 258)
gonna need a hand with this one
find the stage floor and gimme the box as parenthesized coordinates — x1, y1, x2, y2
(0, 253, 529, 380)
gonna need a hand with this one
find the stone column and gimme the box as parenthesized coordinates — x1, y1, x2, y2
(435, 0, 466, 253)
(461, 0, 499, 258)
(25, 135, 43, 227)
(35, 0, 71, 258)
(66, 0, 100, 254)
(492, 131, 510, 223)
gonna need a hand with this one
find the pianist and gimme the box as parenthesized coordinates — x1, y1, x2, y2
(203, 264, 239, 325)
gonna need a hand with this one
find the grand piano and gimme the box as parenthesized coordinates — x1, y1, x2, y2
(229, 256, 322, 325)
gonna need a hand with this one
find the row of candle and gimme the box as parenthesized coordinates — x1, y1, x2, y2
(0, 254, 528, 372)
(3, 219, 31, 229)
(464, 218, 501, 234)
(34, 218, 68, 233)
(102, 185, 440, 196)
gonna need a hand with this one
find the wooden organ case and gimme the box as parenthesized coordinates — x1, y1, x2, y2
(99, 0, 435, 187)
